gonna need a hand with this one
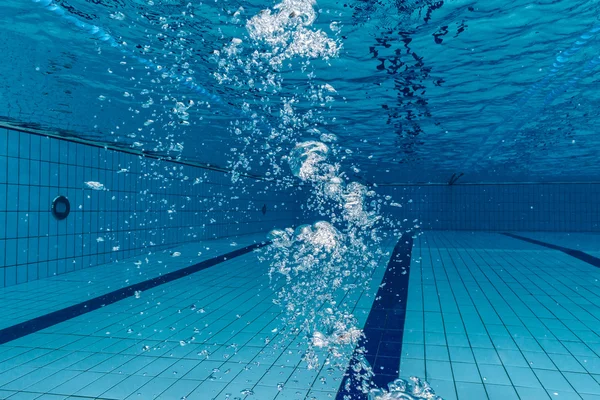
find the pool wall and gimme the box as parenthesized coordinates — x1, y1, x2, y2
(0, 127, 306, 288)
(378, 183, 600, 232)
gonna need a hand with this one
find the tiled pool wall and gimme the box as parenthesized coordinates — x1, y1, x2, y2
(0, 127, 306, 288)
(377, 183, 600, 232)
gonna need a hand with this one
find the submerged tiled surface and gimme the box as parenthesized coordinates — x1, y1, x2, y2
(401, 231, 600, 400)
(0, 127, 306, 288)
(0, 234, 398, 399)
(516, 232, 600, 257)
(0, 234, 266, 331)
(6, 230, 600, 399)
(377, 184, 600, 232)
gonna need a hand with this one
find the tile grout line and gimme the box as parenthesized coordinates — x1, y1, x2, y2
(335, 233, 414, 399)
(445, 232, 594, 397)
(502, 232, 600, 268)
(471, 238, 586, 396)
(424, 233, 469, 399)
(0, 241, 271, 345)
(436, 232, 533, 398)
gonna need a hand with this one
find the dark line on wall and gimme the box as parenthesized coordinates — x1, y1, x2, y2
(502, 233, 600, 269)
(0, 241, 270, 345)
(374, 182, 600, 186)
(336, 233, 414, 399)
(0, 121, 269, 181)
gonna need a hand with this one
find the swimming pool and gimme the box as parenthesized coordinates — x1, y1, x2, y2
(0, 228, 599, 399)
(1, 0, 600, 399)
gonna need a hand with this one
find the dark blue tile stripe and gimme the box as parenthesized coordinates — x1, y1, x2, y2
(0, 241, 270, 345)
(336, 234, 414, 399)
(502, 233, 600, 268)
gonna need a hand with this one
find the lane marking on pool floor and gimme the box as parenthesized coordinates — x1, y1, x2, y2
(336, 233, 414, 399)
(0, 241, 270, 345)
(502, 232, 600, 269)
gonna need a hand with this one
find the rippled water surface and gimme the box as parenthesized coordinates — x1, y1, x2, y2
(4, 1, 599, 398)
(3, 0, 600, 183)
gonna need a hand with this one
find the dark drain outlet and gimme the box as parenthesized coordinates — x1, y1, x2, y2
(51, 195, 70, 220)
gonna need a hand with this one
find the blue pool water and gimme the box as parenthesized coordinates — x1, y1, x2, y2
(1, 0, 600, 399)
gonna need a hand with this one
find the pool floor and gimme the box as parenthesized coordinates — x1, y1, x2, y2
(404, 232, 600, 400)
(0, 232, 598, 399)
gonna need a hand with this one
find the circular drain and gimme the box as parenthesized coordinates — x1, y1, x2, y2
(51, 195, 71, 220)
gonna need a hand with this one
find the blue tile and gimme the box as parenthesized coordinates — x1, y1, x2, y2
(6, 185, 18, 211)
(472, 348, 502, 365)
(563, 372, 600, 395)
(16, 264, 27, 284)
(452, 362, 481, 383)
(0, 130, 7, 156)
(505, 366, 542, 388)
(26, 369, 80, 392)
(549, 353, 587, 373)
(426, 379, 457, 400)
(0, 156, 7, 184)
(478, 364, 511, 385)
(485, 384, 519, 400)
(0, 213, 6, 240)
(101, 374, 153, 399)
(455, 382, 487, 400)
(426, 360, 454, 381)
(546, 390, 587, 400)
(7, 131, 20, 158)
(17, 213, 28, 238)
(5, 239, 17, 266)
(514, 386, 551, 399)
(27, 261, 38, 282)
(523, 351, 557, 370)
(19, 158, 30, 185)
(534, 369, 576, 392)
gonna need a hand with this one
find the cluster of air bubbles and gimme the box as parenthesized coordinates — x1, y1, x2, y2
(368, 377, 443, 400)
(84, 181, 107, 191)
(211, 0, 344, 180)
(34, 0, 423, 395)
(109, 11, 125, 21)
(265, 215, 384, 370)
(171, 100, 194, 126)
(210, 0, 417, 394)
(286, 140, 380, 228)
(288, 141, 332, 182)
(246, 0, 340, 63)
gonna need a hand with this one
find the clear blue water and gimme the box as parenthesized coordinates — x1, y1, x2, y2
(1, 1, 600, 400)
(3, 0, 600, 183)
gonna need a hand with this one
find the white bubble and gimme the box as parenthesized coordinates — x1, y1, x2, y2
(288, 141, 330, 181)
(84, 181, 106, 191)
